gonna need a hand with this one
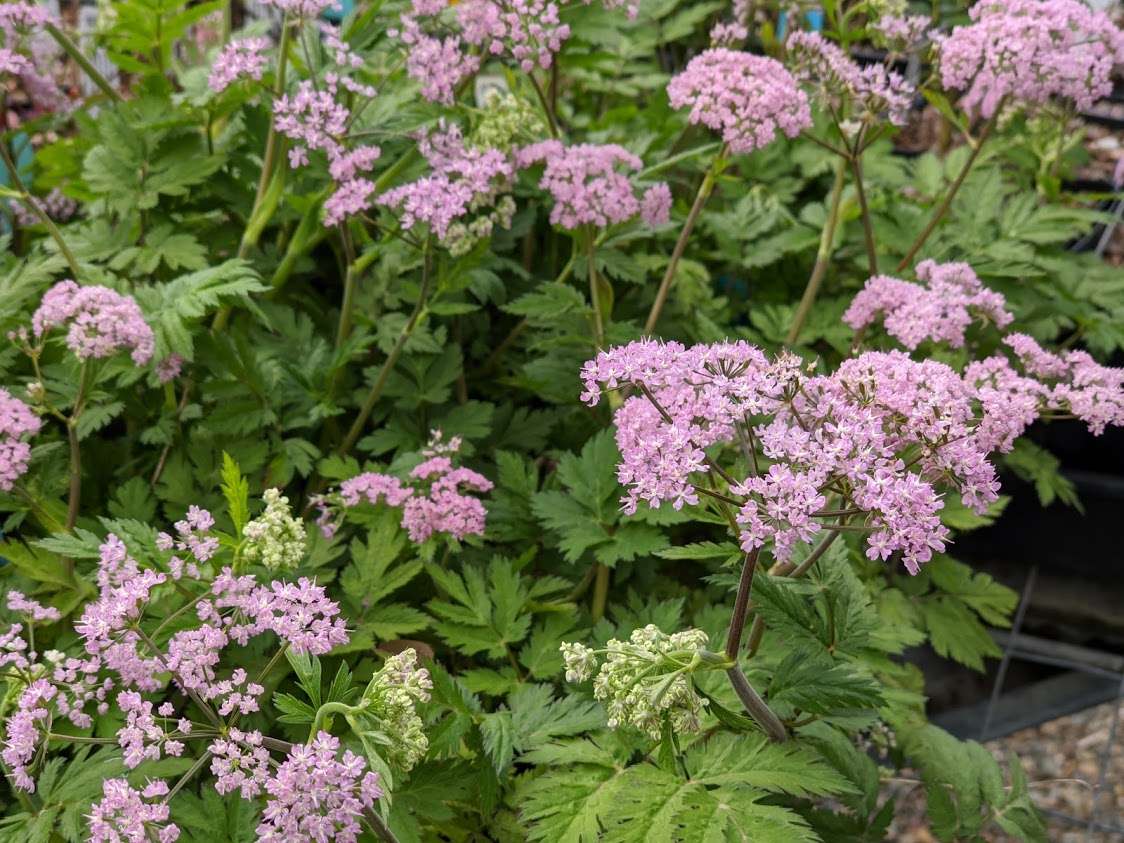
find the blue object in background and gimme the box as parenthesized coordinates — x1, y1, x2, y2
(0, 132, 35, 234)
(320, 0, 355, 23)
(777, 8, 825, 38)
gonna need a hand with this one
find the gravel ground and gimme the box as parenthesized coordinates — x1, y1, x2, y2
(887, 700, 1124, 842)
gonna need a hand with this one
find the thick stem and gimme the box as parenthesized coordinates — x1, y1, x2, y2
(45, 23, 121, 102)
(591, 563, 610, 622)
(162, 751, 212, 804)
(337, 240, 432, 458)
(643, 145, 727, 334)
(786, 157, 847, 345)
(724, 549, 759, 660)
(726, 666, 787, 742)
(896, 116, 995, 272)
(849, 153, 878, 277)
(366, 810, 402, 843)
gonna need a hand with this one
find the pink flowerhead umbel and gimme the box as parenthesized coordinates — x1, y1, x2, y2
(210, 728, 271, 799)
(457, 0, 571, 73)
(32, 281, 155, 365)
(88, 779, 180, 843)
(0, 388, 41, 491)
(574, 336, 1114, 575)
(379, 123, 516, 253)
(1003, 334, 1124, 436)
(208, 37, 269, 93)
(517, 141, 671, 230)
(936, 0, 1124, 118)
(392, 1, 480, 105)
(257, 731, 383, 843)
(844, 260, 1013, 349)
(0, 3, 65, 115)
(786, 31, 914, 126)
(666, 49, 812, 154)
(874, 14, 932, 50)
(329, 430, 494, 542)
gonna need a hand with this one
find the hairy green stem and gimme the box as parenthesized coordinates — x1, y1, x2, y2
(786, 157, 847, 345)
(896, 116, 996, 272)
(337, 240, 433, 458)
(849, 152, 878, 276)
(644, 145, 727, 334)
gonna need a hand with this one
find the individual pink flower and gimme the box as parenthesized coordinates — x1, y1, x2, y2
(666, 49, 812, 154)
(87, 779, 180, 843)
(32, 280, 155, 365)
(208, 37, 269, 93)
(786, 31, 914, 125)
(0, 388, 41, 491)
(843, 260, 1013, 349)
(257, 731, 382, 843)
(936, 0, 1124, 118)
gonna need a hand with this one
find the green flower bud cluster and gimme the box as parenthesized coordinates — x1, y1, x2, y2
(362, 648, 433, 771)
(561, 625, 711, 740)
(241, 488, 307, 571)
(470, 91, 544, 153)
(442, 195, 517, 257)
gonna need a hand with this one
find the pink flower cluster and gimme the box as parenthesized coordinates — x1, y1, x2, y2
(32, 280, 155, 365)
(88, 779, 180, 843)
(457, 0, 570, 73)
(257, 732, 382, 842)
(581, 331, 1124, 574)
(208, 36, 270, 93)
(210, 728, 271, 798)
(517, 140, 671, 229)
(1003, 334, 1124, 436)
(786, 31, 914, 126)
(666, 49, 812, 154)
(936, 0, 1124, 117)
(271, 32, 383, 228)
(392, 0, 481, 105)
(875, 14, 932, 49)
(327, 431, 494, 542)
(0, 3, 65, 115)
(0, 388, 40, 491)
(2, 506, 352, 797)
(378, 123, 516, 248)
(843, 259, 1013, 349)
